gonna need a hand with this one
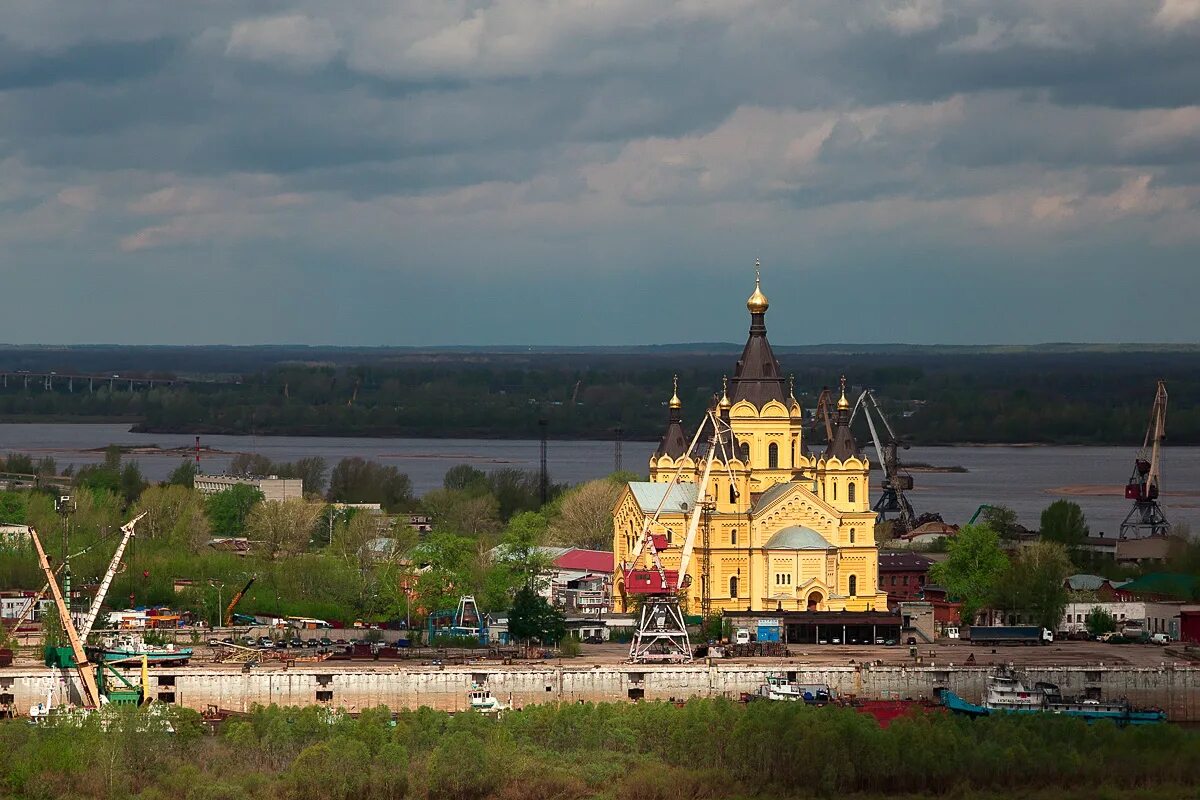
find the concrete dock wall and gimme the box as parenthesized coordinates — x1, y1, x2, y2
(3, 663, 1198, 719)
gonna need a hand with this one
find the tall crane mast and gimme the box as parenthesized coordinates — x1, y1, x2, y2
(850, 389, 919, 532)
(1121, 380, 1170, 539)
(79, 512, 146, 641)
(622, 408, 737, 663)
(28, 526, 101, 709)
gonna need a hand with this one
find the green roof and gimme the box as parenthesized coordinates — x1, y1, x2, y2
(1119, 572, 1199, 599)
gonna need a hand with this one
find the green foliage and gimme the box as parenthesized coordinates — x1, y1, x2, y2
(928, 524, 1009, 625)
(0, 492, 26, 524)
(0, 699, 1197, 800)
(1086, 606, 1117, 636)
(981, 505, 1021, 539)
(1041, 500, 1089, 548)
(991, 542, 1073, 631)
(167, 459, 196, 488)
(205, 483, 264, 536)
(508, 585, 565, 645)
(328, 457, 413, 511)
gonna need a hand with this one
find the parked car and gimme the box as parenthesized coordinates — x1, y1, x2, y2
(1151, 632, 1171, 645)
(305, 638, 319, 647)
(275, 639, 288, 649)
(207, 638, 220, 647)
(582, 635, 603, 644)
(319, 637, 333, 647)
(289, 637, 303, 648)
(335, 638, 348, 645)
(258, 636, 273, 648)
(222, 637, 235, 645)
(1097, 632, 1119, 643)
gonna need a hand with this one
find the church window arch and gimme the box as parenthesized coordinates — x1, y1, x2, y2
(849, 527, 855, 544)
(848, 482, 856, 503)
(730, 528, 738, 545)
(739, 442, 750, 463)
(665, 529, 673, 544)
(729, 484, 736, 504)
(832, 481, 838, 501)
(768, 442, 779, 469)
(848, 575, 857, 596)
(729, 576, 739, 599)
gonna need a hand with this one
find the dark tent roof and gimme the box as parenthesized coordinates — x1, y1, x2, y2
(729, 310, 787, 408)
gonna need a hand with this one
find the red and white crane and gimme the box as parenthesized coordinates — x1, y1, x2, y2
(621, 408, 737, 662)
(1121, 380, 1170, 539)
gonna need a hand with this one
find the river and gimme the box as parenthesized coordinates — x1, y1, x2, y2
(1, 423, 1197, 534)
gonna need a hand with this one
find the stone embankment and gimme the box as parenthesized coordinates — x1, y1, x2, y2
(3, 663, 1198, 720)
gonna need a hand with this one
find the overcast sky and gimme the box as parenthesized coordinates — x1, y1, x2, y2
(3, 1, 1200, 346)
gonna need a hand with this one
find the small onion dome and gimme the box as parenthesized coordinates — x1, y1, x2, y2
(836, 375, 850, 411)
(669, 374, 682, 409)
(747, 258, 769, 314)
(719, 375, 732, 410)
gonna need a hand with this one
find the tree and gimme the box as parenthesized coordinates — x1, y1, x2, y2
(422, 489, 500, 538)
(508, 585, 566, 646)
(0, 492, 26, 524)
(981, 505, 1021, 540)
(484, 512, 553, 609)
(206, 484, 265, 536)
(333, 511, 380, 573)
(328, 458, 414, 512)
(547, 479, 621, 550)
(412, 532, 477, 615)
(119, 461, 147, 505)
(167, 459, 196, 488)
(245, 499, 322, 560)
(1041, 500, 1089, 548)
(485, 468, 543, 521)
(997, 541, 1072, 631)
(134, 484, 210, 550)
(443, 464, 488, 494)
(928, 524, 1009, 626)
(1086, 606, 1117, 636)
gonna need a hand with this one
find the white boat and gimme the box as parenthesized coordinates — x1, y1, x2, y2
(981, 669, 1044, 712)
(467, 685, 508, 714)
(757, 676, 832, 704)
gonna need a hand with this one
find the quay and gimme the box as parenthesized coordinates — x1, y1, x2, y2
(4, 662, 1200, 720)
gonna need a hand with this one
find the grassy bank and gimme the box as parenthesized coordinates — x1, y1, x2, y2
(1, 699, 1196, 800)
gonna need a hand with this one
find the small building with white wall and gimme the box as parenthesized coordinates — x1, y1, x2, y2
(194, 474, 304, 501)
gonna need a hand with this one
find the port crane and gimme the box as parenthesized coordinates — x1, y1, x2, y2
(620, 407, 736, 663)
(1121, 380, 1170, 539)
(849, 389, 922, 533)
(78, 512, 146, 640)
(223, 576, 257, 627)
(28, 525, 101, 709)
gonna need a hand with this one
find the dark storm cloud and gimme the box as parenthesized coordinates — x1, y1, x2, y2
(0, 1, 1198, 345)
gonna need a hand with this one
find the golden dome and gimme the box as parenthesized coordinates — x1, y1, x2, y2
(669, 374, 682, 409)
(836, 375, 850, 411)
(719, 375, 732, 409)
(747, 259, 769, 314)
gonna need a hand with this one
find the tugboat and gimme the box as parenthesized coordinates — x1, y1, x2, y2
(938, 668, 1165, 725)
(87, 634, 192, 667)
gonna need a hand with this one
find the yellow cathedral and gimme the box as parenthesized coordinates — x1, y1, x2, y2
(612, 269, 888, 616)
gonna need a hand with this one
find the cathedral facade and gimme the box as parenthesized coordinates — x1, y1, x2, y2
(612, 272, 888, 615)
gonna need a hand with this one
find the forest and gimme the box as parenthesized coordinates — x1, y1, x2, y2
(1, 345, 1199, 444)
(0, 698, 1196, 800)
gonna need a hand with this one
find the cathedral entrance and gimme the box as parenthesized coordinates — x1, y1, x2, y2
(806, 592, 823, 611)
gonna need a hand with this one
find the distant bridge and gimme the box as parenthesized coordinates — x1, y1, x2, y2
(0, 371, 204, 393)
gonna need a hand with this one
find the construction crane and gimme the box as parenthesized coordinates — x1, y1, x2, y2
(78, 512, 146, 641)
(224, 576, 257, 627)
(812, 386, 835, 443)
(28, 526, 101, 709)
(620, 408, 736, 663)
(1121, 380, 1170, 539)
(850, 390, 919, 533)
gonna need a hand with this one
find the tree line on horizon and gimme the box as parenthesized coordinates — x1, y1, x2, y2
(1, 351, 1199, 444)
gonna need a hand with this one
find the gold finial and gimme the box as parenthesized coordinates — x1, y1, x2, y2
(719, 375, 732, 409)
(837, 375, 850, 410)
(788, 374, 796, 398)
(746, 258, 769, 314)
(669, 374, 681, 409)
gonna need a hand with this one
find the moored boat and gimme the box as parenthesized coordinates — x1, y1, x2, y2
(938, 668, 1165, 725)
(86, 634, 192, 667)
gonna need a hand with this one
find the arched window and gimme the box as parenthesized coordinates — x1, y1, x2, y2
(730, 528, 738, 545)
(832, 481, 838, 501)
(665, 529, 673, 544)
(848, 575, 857, 596)
(847, 482, 856, 503)
(768, 442, 779, 469)
(849, 527, 856, 544)
(729, 576, 739, 598)
(729, 484, 736, 504)
(739, 442, 750, 463)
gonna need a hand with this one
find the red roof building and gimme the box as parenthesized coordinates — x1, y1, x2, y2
(554, 549, 614, 574)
